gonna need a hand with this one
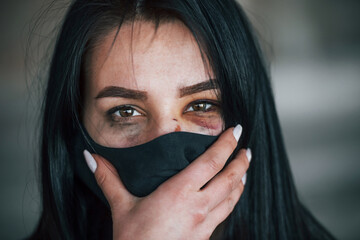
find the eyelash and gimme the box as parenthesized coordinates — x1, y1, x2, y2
(183, 100, 219, 114)
(107, 100, 220, 121)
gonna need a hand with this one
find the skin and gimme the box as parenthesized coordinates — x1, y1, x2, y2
(83, 20, 223, 148)
(83, 21, 250, 239)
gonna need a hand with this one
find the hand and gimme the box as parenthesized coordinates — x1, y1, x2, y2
(84, 125, 251, 240)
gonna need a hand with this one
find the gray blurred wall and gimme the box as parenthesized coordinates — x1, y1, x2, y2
(0, 0, 359, 239)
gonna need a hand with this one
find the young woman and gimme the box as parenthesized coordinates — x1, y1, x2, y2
(28, 0, 335, 239)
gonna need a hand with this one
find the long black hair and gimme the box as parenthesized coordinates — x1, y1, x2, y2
(29, 0, 335, 239)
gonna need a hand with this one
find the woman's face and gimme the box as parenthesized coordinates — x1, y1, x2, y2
(83, 21, 224, 148)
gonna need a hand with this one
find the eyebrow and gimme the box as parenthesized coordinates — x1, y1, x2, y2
(95, 79, 218, 100)
(179, 79, 218, 97)
(95, 86, 147, 100)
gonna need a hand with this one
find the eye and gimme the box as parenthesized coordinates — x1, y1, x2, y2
(184, 101, 218, 113)
(108, 105, 142, 118)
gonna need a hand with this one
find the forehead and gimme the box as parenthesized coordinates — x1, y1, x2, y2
(85, 20, 211, 95)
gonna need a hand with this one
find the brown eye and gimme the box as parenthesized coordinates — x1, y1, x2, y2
(113, 106, 141, 117)
(193, 103, 208, 111)
(185, 101, 216, 113)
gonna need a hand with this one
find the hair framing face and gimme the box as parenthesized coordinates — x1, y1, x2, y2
(30, 1, 335, 239)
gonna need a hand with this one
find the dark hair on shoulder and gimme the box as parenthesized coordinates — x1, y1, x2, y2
(28, 0, 335, 239)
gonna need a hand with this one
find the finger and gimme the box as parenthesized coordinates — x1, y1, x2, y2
(173, 124, 242, 190)
(200, 148, 250, 211)
(83, 150, 135, 209)
(200, 183, 243, 237)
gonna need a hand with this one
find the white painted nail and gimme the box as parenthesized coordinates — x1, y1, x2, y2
(242, 173, 247, 185)
(232, 124, 242, 142)
(83, 149, 97, 173)
(246, 148, 252, 162)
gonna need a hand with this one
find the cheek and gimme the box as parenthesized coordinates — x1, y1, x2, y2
(93, 123, 148, 148)
(184, 114, 224, 135)
(191, 117, 221, 130)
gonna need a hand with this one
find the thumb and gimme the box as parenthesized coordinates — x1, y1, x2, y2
(83, 150, 135, 210)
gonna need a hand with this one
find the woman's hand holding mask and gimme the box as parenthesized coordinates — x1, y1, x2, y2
(84, 125, 251, 240)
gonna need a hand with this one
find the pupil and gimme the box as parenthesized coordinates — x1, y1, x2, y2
(194, 103, 206, 111)
(120, 107, 133, 117)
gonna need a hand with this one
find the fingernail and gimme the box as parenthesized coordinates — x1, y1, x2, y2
(246, 148, 252, 162)
(232, 124, 242, 142)
(242, 173, 247, 185)
(83, 149, 97, 173)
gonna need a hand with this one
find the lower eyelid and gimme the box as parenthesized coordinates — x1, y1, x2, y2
(190, 116, 222, 130)
(185, 110, 221, 119)
(111, 114, 145, 121)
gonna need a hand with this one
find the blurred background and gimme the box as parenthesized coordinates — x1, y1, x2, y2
(0, 0, 359, 239)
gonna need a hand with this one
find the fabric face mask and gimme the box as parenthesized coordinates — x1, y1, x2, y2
(72, 126, 219, 205)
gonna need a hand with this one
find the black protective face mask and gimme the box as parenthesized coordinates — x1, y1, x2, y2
(72, 126, 219, 206)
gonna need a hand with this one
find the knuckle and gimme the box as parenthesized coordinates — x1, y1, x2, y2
(226, 188, 242, 213)
(182, 182, 195, 192)
(174, 177, 194, 193)
(197, 195, 210, 209)
(159, 183, 189, 203)
(227, 195, 237, 212)
(172, 188, 186, 202)
(227, 202, 234, 214)
(159, 174, 193, 195)
(227, 172, 241, 191)
(232, 187, 243, 208)
(192, 208, 207, 225)
(95, 172, 107, 189)
(223, 134, 237, 150)
(207, 155, 224, 172)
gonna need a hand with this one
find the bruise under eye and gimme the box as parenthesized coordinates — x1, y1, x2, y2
(184, 101, 222, 130)
(190, 114, 222, 130)
(104, 100, 222, 131)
